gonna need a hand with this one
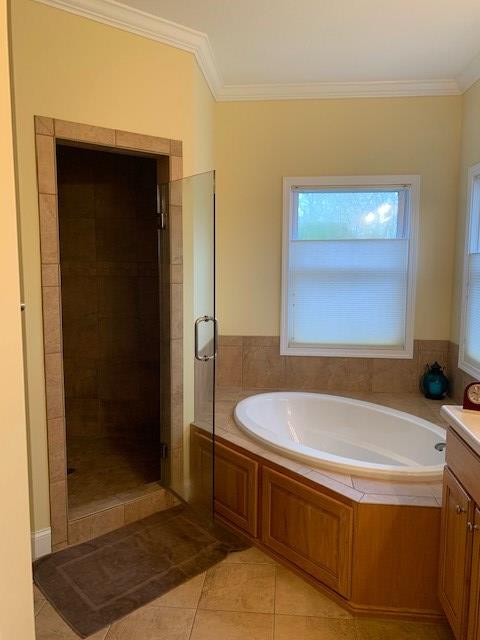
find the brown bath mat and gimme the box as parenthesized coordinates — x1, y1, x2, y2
(33, 504, 245, 638)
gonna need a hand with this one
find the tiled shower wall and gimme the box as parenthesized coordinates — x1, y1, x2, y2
(57, 146, 160, 442)
(217, 336, 454, 394)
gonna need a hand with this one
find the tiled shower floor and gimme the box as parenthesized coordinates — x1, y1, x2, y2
(67, 435, 160, 513)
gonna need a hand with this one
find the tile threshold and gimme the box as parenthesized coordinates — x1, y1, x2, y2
(68, 482, 169, 522)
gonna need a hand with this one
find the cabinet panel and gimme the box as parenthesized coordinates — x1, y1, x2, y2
(468, 508, 480, 640)
(447, 430, 480, 506)
(214, 441, 258, 537)
(261, 466, 353, 597)
(352, 503, 442, 614)
(189, 428, 214, 512)
(439, 468, 473, 639)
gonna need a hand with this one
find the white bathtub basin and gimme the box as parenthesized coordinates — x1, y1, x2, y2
(234, 392, 446, 480)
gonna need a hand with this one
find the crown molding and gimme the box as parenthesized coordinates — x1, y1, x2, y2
(457, 50, 480, 93)
(217, 79, 461, 101)
(33, 0, 223, 96)
(33, 0, 476, 101)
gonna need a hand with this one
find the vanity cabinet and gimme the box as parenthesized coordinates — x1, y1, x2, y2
(468, 508, 480, 640)
(261, 466, 353, 597)
(439, 427, 480, 640)
(438, 468, 473, 638)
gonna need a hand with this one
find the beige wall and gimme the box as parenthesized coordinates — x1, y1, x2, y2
(0, 0, 35, 636)
(215, 97, 462, 340)
(450, 80, 480, 344)
(10, 0, 214, 532)
(7, 0, 472, 539)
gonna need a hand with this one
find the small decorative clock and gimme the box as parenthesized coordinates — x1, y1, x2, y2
(463, 382, 480, 412)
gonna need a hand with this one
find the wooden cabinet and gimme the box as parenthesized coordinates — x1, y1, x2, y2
(439, 468, 473, 639)
(191, 425, 443, 617)
(352, 502, 442, 615)
(214, 441, 258, 537)
(468, 508, 480, 640)
(439, 426, 480, 640)
(189, 427, 214, 512)
(190, 428, 259, 537)
(261, 466, 353, 597)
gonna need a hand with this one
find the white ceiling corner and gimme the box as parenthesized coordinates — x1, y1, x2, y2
(457, 50, 480, 93)
(33, 0, 480, 100)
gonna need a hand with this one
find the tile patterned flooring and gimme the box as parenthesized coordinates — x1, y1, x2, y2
(67, 435, 160, 511)
(34, 547, 453, 639)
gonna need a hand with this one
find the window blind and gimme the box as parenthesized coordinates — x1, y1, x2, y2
(464, 252, 480, 371)
(287, 239, 409, 349)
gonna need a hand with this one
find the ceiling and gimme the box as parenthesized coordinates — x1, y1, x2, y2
(37, 0, 480, 99)
(125, 0, 480, 84)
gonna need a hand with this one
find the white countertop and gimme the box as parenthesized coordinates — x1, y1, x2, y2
(441, 404, 480, 457)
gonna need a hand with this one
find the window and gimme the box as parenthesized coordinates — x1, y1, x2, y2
(459, 163, 480, 379)
(281, 176, 420, 358)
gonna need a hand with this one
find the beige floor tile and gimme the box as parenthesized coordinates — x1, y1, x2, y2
(106, 605, 195, 640)
(275, 566, 351, 618)
(33, 584, 46, 615)
(222, 547, 276, 565)
(149, 572, 206, 609)
(355, 618, 442, 640)
(190, 610, 274, 640)
(199, 563, 275, 613)
(35, 602, 109, 639)
(275, 614, 356, 640)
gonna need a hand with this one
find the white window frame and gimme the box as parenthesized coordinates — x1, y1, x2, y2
(459, 162, 480, 379)
(280, 175, 420, 358)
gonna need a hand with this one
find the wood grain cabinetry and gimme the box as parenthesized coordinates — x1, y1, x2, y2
(190, 426, 444, 618)
(439, 469, 473, 638)
(190, 427, 259, 537)
(261, 466, 353, 596)
(190, 427, 214, 511)
(214, 441, 258, 536)
(439, 428, 480, 639)
(467, 508, 480, 640)
(352, 502, 441, 615)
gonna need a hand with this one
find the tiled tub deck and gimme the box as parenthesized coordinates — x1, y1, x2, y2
(212, 387, 454, 507)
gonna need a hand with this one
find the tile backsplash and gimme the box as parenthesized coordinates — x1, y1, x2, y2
(217, 336, 454, 395)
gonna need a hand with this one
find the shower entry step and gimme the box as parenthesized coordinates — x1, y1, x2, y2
(64, 482, 179, 548)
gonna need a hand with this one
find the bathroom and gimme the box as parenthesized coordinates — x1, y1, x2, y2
(1, 1, 480, 639)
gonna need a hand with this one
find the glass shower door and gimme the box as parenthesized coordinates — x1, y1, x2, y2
(159, 171, 216, 521)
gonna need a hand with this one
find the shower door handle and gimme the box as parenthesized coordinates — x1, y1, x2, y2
(194, 316, 218, 361)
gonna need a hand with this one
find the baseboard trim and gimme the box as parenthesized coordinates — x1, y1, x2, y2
(31, 528, 52, 560)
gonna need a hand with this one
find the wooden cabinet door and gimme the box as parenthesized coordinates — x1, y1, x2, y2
(261, 466, 353, 597)
(214, 441, 258, 537)
(189, 427, 214, 510)
(468, 508, 480, 640)
(439, 468, 473, 639)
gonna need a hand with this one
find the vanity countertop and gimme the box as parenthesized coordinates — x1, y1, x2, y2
(441, 404, 480, 457)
